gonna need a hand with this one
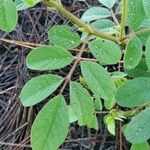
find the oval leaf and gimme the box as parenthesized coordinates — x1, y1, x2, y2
(125, 108, 150, 143)
(124, 36, 142, 70)
(48, 25, 81, 48)
(89, 39, 121, 64)
(91, 19, 115, 33)
(20, 74, 63, 106)
(0, 0, 18, 32)
(31, 95, 69, 150)
(81, 61, 115, 100)
(145, 36, 150, 71)
(26, 46, 73, 70)
(98, 0, 116, 8)
(115, 77, 150, 107)
(127, 0, 145, 30)
(81, 7, 111, 22)
(70, 82, 98, 129)
(125, 58, 150, 78)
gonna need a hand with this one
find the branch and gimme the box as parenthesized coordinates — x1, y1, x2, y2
(43, 0, 118, 43)
(124, 27, 150, 40)
(119, 102, 150, 118)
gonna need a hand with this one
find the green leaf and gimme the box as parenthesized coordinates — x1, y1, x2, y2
(0, 0, 18, 32)
(113, 77, 128, 89)
(31, 95, 69, 150)
(25, 0, 35, 5)
(48, 25, 81, 48)
(115, 77, 150, 107)
(124, 37, 142, 70)
(70, 82, 98, 129)
(26, 46, 73, 71)
(98, 0, 116, 8)
(94, 98, 102, 111)
(131, 141, 149, 150)
(89, 39, 121, 65)
(20, 74, 63, 106)
(125, 58, 150, 78)
(142, 0, 150, 17)
(127, 0, 145, 30)
(81, 7, 111, 22)
(125, 107, 150, 143)
(91, 19, 116, 33)
(137, 18, 150, 46)
(145, 36, 150, 71)
(81, 61, 115, 100)
(15, 0, 40, 10)
(81, 19, 116, 41)
(104, 97, 116, 110)
(111, 71, 127, 79)
(68, 105, 78, 123)
(104, 114, 115, 135)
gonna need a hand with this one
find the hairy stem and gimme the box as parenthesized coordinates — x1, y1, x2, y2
(120, 0, 127, 41)
(123, 27, 150, 40)
(119, 102, 150, 118)
(43, 0, 118, 43)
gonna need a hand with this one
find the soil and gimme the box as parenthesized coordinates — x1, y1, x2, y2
(0, 0, 130, 149)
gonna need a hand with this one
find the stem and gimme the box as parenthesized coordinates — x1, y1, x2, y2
(120, 0, 127, 41)
(0, 38, 35, 49)
(110, 9, 119, 25)
(43, 0, 118, 43)
(123, 27, 150, 40)
(119, 102, 150, 118)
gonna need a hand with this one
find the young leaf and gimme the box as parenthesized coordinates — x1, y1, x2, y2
(124, 37, 142, 70)
(125, 107, 150, 144)
(81, 7, 111, 22)
(26, 46, 73, 71)
(81, 61, 115, 100)
(127, 0, 145, 30)
(130, 141, 149, 150)
(20, 74, 63, 106)
(89, 39, 121, 65)
(145, 36, 150, 71)
(115, 77, 150, 107)
(125, 58, 150, 78)
(48, 25, 81, 48)
(0, 0, 18, 32)
(142, 0, 150, 17)
(104, 114, 115, 135)
(98, 0, 116, 8)
(70, 82, 98, 129)
(31, 95, 69, 150)
(25, 0, 36, 5)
